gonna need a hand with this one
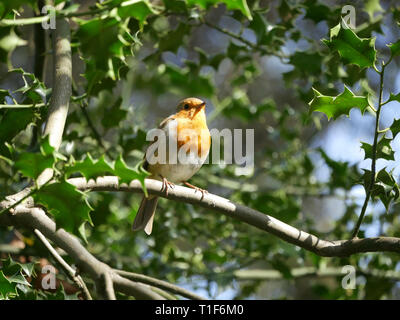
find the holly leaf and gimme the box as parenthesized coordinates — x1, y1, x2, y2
(361, 136, 394, 161)
(385, 92, 400, 105)
(0, 270, 17, 299)
(14, 138, 56, 179)
(303, 0, 331, 23)
(0, 108, 36, 155)
(309, 86, 369, 120)
(371, 169, 400, 211)
(323, 22, 376, 69)
(1, 257, 36, 278)
(10, 68, 48, 104)
(390, 118, 400, 139)
(65, 154, 114, 180)
(287, 51, 323, 77)
(117, 0, 157, 27)
(248, 12, 268, 44)
(33, 181, 93, 242)
(388, 40, 400, 58)
(114, 155, 149, 196)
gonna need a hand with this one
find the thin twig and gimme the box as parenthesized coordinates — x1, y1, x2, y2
(34, 229, 92, 300)
(111, 273, 166, 300)
(204, 21, 288, 61)
(0, 104, 45, 109)
(114, 269, 207, 300)
(352, 59, 388, 238)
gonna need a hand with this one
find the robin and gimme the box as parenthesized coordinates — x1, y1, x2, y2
(132, 97, 211, 235)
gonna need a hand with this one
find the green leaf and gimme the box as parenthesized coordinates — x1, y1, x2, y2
(364, 0, 383, 19)
(223, 0, 252, 20)
(117, 0, 157, 27)
(361, 136, 394, 161)
(10, 68, 48, 104)
(323, 22, 376, 69)
(385, 92, 400, 105)
(0, 270, 17, 299)
(158, 23, 190, 53)
(76, 18, 122, 69)
(163, 0, 188, 14)
(65, 154, 114, 180)
(101, 98, 127, 129)
(0, 28, 27, 62)
(287, 51, 323, 76)
(114, 155, 149, 196)
(0, 108, 36, 155)
(2, 257, 36, 279)
(33, 181, 93, 241)
(388, 40, 400, 58)
(371, 169, 399, 211)
(390, 118, 400, 138)
(303, 0, 331, 23)
(248, 12, 267, 44)
(15, 151, 54, 180)
(309, 86, 369, 120)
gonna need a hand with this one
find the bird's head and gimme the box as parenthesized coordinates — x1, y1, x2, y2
(176, 97, 206, 118)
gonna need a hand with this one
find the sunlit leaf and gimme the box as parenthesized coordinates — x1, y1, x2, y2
(323, 22, 376, 69)
(309, 86, 369, 120)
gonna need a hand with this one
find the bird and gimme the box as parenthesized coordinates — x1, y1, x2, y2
(132, 97, 211, 235)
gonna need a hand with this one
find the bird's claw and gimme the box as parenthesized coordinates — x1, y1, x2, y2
(184, 182, 208, 200)
(161, 177, 175, 196)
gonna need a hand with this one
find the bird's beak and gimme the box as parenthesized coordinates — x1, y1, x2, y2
(193, 102, 206, 117)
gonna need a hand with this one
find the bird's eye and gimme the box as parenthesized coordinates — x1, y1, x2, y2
(184, 104, 189, 110)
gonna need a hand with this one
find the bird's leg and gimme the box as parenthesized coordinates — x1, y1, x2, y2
(160, 175, 175, 196)
(183, 181, 208, 200)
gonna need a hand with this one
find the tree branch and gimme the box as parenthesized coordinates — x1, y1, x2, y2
(111, 274, 165, 300)
(97, 270, 116, 300)
(68, 176, 400, 257)
(232, 267, 400, 281)
(0, 206, 164, 300)
(34, 229, 92, 300)
(114, 269, 207, 300)
(38, 17, 72, 186)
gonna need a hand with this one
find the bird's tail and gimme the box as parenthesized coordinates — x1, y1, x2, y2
(132, 196, 159, 235)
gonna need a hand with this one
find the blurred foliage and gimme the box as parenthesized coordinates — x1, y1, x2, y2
(0, 0, 400, 300)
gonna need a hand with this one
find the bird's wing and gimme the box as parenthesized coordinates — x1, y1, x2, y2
(143, 114, 177, 170)
(158, 114, 177, 129)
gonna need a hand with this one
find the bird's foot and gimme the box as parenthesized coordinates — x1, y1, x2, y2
(183, 181, 208, 200)
(161, 176, 175, 196)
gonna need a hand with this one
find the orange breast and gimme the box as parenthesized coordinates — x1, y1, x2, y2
(176, 109, 210, 158)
